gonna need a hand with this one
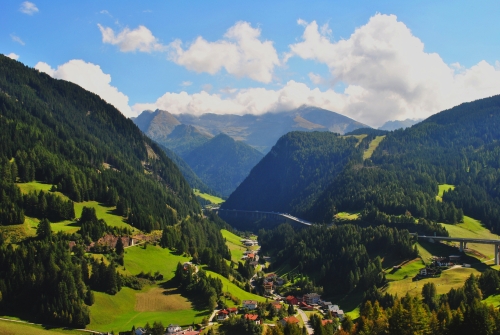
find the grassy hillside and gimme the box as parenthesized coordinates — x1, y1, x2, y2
(205, 270, 267, 306)
(121, 244, 190, 278)
(14, 181, 133, 234)
(221, 229, 247, 263)
(0, 319, 89, 335)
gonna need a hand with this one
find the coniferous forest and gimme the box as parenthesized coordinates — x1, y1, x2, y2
(0, 55, 232, 328)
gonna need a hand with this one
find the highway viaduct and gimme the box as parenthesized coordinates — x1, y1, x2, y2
(214, 208, 312, 227)
(417, 235, 500, 265)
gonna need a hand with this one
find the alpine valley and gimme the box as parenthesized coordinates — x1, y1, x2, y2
(3, 52, 500, 335)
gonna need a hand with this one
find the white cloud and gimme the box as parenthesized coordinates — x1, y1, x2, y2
(132, 80, 351, 118)
(35, 60, 135, 117)
(20, 1, 38, 15)
(168, 21, 279, 83)
(98, 21, 280, 83)
(6, 53, 20, 60)
(98, 24, 165, 52)
(285, 14, 500, 126)
(11, 34, 25, 46)
(180, 81, 192, 87)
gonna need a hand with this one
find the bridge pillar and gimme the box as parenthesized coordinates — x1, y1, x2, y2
(495, 244, 499, 266)
(459, 241, 464, 252)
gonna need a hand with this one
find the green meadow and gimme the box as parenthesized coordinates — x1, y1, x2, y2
(15, 181, 134, 234)
(221, 229, 248, 263)
(193, 189, 225, 205)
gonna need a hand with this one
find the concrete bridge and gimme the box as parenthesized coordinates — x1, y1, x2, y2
(215, 208, 312, 227)
(418, 235, 500, 265)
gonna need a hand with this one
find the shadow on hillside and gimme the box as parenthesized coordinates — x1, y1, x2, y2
(159, 278, 208, 312)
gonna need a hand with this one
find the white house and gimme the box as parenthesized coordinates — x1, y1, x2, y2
(167, 324, 182, 333)
(242, 300, 258, 310)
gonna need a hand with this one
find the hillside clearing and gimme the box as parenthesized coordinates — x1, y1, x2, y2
(194, 189, 224, 205)
(363, 135, 385, 160)
(436, 184, 455, 201)
(16, 181, 134, 231)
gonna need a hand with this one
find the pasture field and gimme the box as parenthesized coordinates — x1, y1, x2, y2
(0, 319, 89, 335)
(385, 266, 482, 297)
(363, 135, 385, 160)
(221, 229, 247, 263)
(88, 286, 207, 333)
(436, 184, 455, 201)
(193, 189, 225, 205)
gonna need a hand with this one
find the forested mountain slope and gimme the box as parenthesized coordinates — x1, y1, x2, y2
(158, 143, 216, 195)
(184, 133, 264, 197)
(222, 131, 360, 215)
(309, 95, 500, 231)
(0, 55, 200, 231)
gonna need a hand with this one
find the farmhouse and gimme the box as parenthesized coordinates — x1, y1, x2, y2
(279, 316, 301, 326)
(167, 324, 182, 333)
(270, 301, 282, 310)
(242, 300, 258, 310)
(303, 293, 321, 305)
(217, 309, 230, 321)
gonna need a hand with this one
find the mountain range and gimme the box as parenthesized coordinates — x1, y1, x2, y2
(134, 105, 369, 153)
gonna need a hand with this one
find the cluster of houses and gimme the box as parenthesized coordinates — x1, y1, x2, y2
(241, 239, 259, 247)
(263, 273, 285, 295)
(133, 324, 199, 335)
(242, 250, 260, 268)
(286, 294, 344, 320)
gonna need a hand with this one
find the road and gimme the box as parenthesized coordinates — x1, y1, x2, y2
(297, 309, 314, 335)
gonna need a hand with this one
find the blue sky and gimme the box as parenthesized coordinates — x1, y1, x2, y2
(2, 1, 500, 127)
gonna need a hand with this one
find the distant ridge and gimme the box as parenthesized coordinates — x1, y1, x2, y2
(134, 105, 370, 153)
(378, 118, 422, 131)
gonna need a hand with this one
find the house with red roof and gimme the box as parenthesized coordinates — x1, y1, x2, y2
(286, 295, 298, 305)
(245, 314, 261, 325)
